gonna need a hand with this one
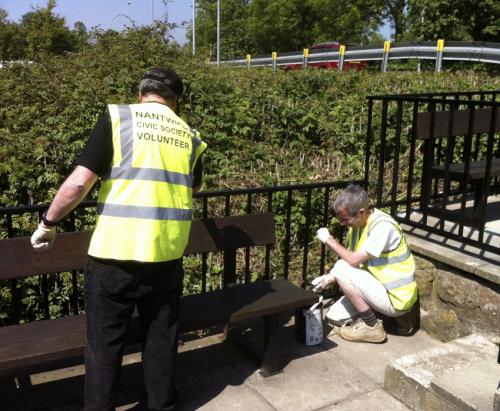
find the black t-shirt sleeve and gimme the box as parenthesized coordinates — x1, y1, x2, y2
(193, 156, 203, 188)
(75, 112, 113, 177)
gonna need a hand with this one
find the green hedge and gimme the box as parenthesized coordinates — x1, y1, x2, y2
(1, 29, 499, 213)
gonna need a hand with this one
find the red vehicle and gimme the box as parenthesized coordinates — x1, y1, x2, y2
(283, 42, 367, 71)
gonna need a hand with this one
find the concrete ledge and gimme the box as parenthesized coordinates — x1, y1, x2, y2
(385, 334, 499, 411)
(405, 232, 500, 286)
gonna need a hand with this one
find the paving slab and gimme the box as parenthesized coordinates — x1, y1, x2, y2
(176, 362, 274, 411)
(431, 357, 499, 411)
(246, 343, 379, 411)
(324, 326, 443, 385)
(321, 388, 410, 411)
(385, 334, 500, 411)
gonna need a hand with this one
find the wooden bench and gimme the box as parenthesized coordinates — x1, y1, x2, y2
(416, 106, 500, 223)
(428, 158, 500, 215)
(0, 213, 317, 381)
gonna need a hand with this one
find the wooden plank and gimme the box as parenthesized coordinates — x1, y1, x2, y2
(179, 279, 317, 331)
(0, 231, 91, 280)
(0, 213, 276, 280)
(183, 213, 275, 255)
(0, 328, 86, 375)
(0, 315, 86, 345)
(430, 158, 500, 180)
(416, 107, 500, 140)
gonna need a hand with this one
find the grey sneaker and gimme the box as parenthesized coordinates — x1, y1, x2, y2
(339, 318, 386, 343)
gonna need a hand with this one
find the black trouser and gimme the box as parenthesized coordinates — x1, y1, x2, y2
(84, 256, 183, 411)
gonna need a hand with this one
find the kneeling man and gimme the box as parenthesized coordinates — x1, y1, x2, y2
(313, 184, 417, 343)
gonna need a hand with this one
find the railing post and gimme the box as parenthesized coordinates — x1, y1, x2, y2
(303, 48, 309, 69)
(338, 45, 345, 71)
(381, 41, 391, 72)
(435, 39, 444, 73)
(272, 51, 277, 72)
(246, 54, 251, 70)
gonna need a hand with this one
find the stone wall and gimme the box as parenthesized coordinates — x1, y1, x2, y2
(414, 254, 500, 342)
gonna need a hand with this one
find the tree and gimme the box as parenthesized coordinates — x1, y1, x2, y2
(191, 0, 251, 59)
(193, 0, 385, 56)
(19, 0, 80, 58)
(0, 9, 26, 60)
(407, 0, 500, 42)
(382, 0, 408, 41)
(308, 0, 384, 44)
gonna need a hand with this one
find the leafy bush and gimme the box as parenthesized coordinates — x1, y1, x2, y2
(1, 27, 499, 323)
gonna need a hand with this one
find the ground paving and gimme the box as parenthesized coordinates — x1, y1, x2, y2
(1, 317, 444, 411)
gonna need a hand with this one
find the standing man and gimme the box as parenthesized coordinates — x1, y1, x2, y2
(30, 67, 206, 410)
(313, 185, 417, 343)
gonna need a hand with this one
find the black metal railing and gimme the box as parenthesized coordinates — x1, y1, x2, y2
(0, 180, 361, 325)
(365, 90, 500, 253)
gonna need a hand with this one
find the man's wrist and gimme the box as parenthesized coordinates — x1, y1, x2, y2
(327, 237, 338, 251)
(41, 211, 59, 227)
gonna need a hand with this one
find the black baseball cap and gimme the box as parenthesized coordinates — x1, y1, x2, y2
(142, 67, 183, 97)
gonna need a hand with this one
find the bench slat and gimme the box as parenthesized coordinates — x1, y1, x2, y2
(416, 107, 500, 140)
(183, 213, 275, 255)
(430, 158, 500, 180)
(0, 213, 275, 280)
(0, 231, 91, 280)
(180, 279, 316, 331)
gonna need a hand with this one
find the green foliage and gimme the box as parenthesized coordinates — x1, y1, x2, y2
(193, 0, 384, 57)
(0, 25, 499, 323)
(0, 1, 86, 60)
(406, 0, 500, 42)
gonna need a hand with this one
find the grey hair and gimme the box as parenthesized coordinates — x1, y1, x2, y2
(139, 78, 178, 101)
(333, 184, 369, 215)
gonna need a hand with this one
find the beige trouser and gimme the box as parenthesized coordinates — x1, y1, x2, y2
(326, 259, 406, 324)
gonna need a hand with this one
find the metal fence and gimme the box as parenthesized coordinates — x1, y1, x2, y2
(0, 180, 361, 325)
(364, 90, 500, 254)
(216, 41, 500, 72)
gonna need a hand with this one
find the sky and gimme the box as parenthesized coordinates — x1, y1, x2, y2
(0, 0, 193, 44)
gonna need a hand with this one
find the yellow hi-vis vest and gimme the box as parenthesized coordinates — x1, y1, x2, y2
(88, 102, 207, 262)
(346, 209, 417, 311)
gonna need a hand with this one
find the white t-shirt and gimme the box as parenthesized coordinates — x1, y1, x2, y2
(360, 212, 401, 258)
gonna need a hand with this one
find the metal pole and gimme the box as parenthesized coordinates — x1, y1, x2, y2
(192, 0, 196, 55)
(128, 0, 131, 19)
(216, 0, 220, 66)
(338, 45, 345, 71)
(381, 41, 390, 72)
(435, 39, 444, 73)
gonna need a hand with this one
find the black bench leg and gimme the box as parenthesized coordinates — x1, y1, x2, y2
(259, 313, 285, 378)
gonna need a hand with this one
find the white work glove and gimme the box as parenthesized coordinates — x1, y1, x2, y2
(316, 227, 332, 244)
(311, 271, 335, 293)
(31, 223, 56, 252)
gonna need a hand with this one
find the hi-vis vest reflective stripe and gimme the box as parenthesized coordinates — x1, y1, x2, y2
(88, 103, 207, 262)
(347, 209, 417, 311)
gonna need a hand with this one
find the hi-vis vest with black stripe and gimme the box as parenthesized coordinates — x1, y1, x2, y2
(88, 102, 207, 262)
(346, 209, 417, 311)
